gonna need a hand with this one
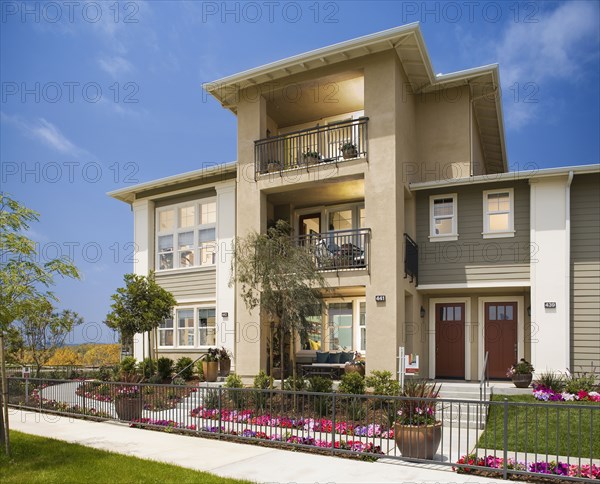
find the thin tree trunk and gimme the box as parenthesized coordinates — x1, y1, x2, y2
(279, 324, 284, 391)
(0, 332, 11, 456)
(269, 323, 274, 390)
(291, 330, 297, 410)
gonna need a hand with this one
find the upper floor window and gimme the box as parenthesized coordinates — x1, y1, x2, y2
(483, 189, 514, 238)
(429, 194, 458, 242)
(156, 198, 217, 270)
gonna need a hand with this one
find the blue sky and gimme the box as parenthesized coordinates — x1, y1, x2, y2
(1, 1, 599, 344)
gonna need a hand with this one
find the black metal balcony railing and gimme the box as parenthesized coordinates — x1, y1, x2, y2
(254, 117, 369, 178)
(296, 228, 370, 272)
(404, 233, 418, 285)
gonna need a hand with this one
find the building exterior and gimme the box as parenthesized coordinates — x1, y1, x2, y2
(109, 24, 599, 381)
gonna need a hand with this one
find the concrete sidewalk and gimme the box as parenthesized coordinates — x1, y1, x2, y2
(9, 408, 502, 484)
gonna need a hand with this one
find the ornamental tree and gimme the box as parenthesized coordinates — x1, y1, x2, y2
(105, 272, 175, 365)
(0, 193, 80, 455)
(230, 220, 327, 390)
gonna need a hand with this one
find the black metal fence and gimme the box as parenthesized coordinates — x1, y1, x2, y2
(296, 228, 370, 272)
(254, 117, 368, 178)
(7, 377, 599, 482)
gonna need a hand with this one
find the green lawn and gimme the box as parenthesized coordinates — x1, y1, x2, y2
(0, 431, 254, 484)
(477, 395, 600, 458)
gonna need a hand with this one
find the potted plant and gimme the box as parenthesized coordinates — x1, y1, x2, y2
(113, 373, 144, 421)
(267, 160, 281, 173)
(507, 358, 535, 388)
(345, 351, 365, 377)
(340, 142, 358, 159)
(301, 151, 320, 165)
(217, 346, 232, 377)
(202, 348, 219, 382)
(394, 380, 442, 460)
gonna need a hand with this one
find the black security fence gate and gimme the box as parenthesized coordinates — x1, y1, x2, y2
(7, 377, 599, 482)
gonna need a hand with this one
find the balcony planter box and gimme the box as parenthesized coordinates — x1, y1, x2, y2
(394, 421, 442, 459)
(203, 361, 219, 382)
(114, 396, 143, 421)
(511, 373, 532, 388)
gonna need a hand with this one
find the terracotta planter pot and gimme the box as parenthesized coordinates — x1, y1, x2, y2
(344, 364, 365, 377)
(114, 397, 143, 421)
(219, 359, 231, 377)
(203, 361, 218, 382)
(512, 373, 533, 388)
(394, 421, 442, 460)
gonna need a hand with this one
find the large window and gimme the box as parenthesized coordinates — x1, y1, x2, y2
(156, 198, 217, 270)
(483, 189, 514, 238)
(429, 194, 458, 241)
(158, 306, 217, 349)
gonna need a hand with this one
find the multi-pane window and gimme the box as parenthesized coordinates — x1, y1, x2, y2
(198, 308, 216, 346)
(359, 302, 366, 352)
(159, 307, 217, 348)
(328, 302, 354, 351)
(430, 194, 458, 240)
(156, 199, 216, 270)
(483, 189, 514, 237)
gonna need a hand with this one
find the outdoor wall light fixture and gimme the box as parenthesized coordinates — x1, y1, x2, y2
(420, 306, 426, 318)
(527, 306, 531, 317)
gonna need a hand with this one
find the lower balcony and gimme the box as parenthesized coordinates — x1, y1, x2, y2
(296, 228, 370, 272)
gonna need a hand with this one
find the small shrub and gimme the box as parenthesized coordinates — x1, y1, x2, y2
(203, 388, 220, 409)
(157, 357, 174, 380)
(172, 377, 186, 386)
(120, 356, 137, 376)
(365, 370, 400, 396)
(175, 357, 194, 381)
(307, 376, 333, 416)
(284, 375, 306, 391)
(147, 374, 162, 384)
(139, 357, 156, 379)
(225, 373, 245, 409)
(253, 371, 273, 411)
(346, 398, 366, 421)
(338, 372, 365, 395)
(565, 368, 597, 394)
(534, 371, 565, 392)
(196, 360, 204, 381)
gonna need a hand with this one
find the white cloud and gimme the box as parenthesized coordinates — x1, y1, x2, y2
(494, 1, 599, 129)
(98, 56, 133, 78)
(1, 113, 86, 157)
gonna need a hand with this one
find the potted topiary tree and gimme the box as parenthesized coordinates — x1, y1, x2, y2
(218, 346, 232, 377)
(202, 348, 219, 382)
(113, 372, 144, 421)
(394, 380, 442, 460)
(507, 358, 535, 388)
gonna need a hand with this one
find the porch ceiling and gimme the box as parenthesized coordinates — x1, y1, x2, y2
(267, 177, 364, 207)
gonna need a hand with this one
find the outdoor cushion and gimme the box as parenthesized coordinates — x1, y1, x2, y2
(328, 352, 341, 364)
(316, 351, 329, 363)
(340, 351, 354, 364)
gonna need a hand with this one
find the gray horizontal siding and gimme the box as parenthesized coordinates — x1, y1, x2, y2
(570, 173, 600, 373)
(416, 181, 530, 285)
(155, 269, 216, 301)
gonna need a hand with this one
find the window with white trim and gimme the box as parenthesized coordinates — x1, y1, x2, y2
(158, 306, 217, 349)
(429, 194, 458, 241)
(156, 198, 217, 270)
(483, 189, 514, 238)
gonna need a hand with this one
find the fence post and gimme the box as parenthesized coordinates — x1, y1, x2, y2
(218, 386, 222, 440)
(331, 393, 336, 454)
(503, 398, 508, 480)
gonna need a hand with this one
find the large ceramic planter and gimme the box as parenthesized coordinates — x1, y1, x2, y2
(512, 373, 532, 388)
(344, 364, 365, 377)
(394, 421, 442, 460)
(219, 359, 231, 377)
(203, 361, 219, 382)
(114, 397, 143, 421)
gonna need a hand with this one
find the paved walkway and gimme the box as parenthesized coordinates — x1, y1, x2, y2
(9, 409, 503, 484)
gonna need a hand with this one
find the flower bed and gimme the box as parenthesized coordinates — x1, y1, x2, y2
(29, 387, 112, 418)
(532, 386, 600, 403)
(130, 418, 383, 455)
(189, 407, 394, 438)
(455, 454, 600, 480)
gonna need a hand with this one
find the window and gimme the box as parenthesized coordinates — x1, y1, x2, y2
(156, 198, 217, 270)
(359, 302, 366, 352)
(328, 302, 354, 351)
(429, 194, 458, 241)
(159, 306, 217, 348)
(483, 189, 514, 238)
(178, 309, 195, 347)
(198, 308, 216, 346)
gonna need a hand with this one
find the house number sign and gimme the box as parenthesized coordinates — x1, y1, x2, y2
(544, 302, 557, 309)
(375, 295, 386, 302)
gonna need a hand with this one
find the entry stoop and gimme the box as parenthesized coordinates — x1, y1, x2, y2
(437, 382, 490, 430)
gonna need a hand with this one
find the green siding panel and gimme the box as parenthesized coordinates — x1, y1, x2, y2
(155, 269, 216, 301)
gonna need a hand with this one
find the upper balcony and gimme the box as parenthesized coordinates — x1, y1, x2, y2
(254, 117, 368, 179)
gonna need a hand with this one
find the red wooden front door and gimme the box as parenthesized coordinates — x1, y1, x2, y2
(435, 303, 465, 379)
(485, 302, 518, 379)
